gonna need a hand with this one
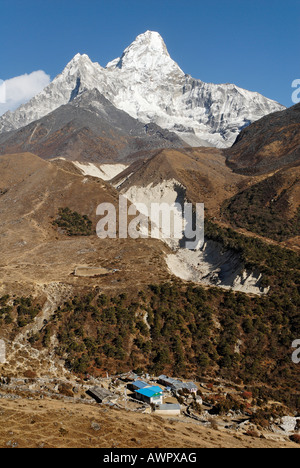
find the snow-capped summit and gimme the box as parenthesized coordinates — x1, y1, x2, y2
(64, 53, 106, 76)
(0, 53, 109, 133)
(0, 31, 285, 147)
(106, 31, 182, 75)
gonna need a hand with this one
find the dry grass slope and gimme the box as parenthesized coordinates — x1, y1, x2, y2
(0, 398, 298, 449)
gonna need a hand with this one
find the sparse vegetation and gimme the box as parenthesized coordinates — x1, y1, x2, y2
(205, 219, 300, 291)
(26, 268, 300, 412)
(53, 207, 93, 236)
(0, 295, 42, 331)
(221, 174, 300, 241)
(0, 224, 299, 415)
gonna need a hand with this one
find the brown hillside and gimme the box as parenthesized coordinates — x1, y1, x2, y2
(0, 397, 297, 449)
(222, 164, 300, 243)
(226, 103, 300, 174)
(0, 152, 171, 298)
(112, 147, 250, 217)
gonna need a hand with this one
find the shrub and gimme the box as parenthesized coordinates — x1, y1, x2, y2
(53, 208, 93, 236)
(241, 391, 253, 400)
(24, 370, 37, 379)
(58, 383, 74, 397)
(245, 429, 260, 438)
(290, 434, 300, 445)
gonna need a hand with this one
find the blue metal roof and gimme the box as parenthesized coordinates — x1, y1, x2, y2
(136, 388, 162, 398)
(148, 386, 163, 394)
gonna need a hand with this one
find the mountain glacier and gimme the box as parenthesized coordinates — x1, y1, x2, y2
(0, 31, 285, 147)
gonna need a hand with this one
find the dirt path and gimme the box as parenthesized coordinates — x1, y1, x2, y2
(216, 220, 300, 251)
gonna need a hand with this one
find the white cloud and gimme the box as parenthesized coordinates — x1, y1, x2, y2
(0, 70, 51, 116)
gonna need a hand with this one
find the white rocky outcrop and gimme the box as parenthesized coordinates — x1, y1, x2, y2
(165, 243, 268, 295)
(121, 178, 268, 295)
(272, 416, 300, 435)
(73, 162, 128, 181)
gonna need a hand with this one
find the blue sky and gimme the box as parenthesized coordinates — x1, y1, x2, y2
(0, 0, 299, 109)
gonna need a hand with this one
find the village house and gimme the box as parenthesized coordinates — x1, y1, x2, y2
(158, 375, 198, 394)
(158, 375, 177, 388)
(146, 385, 163, 394)
(182, 382, 198, 394)
(130, 380, 149, 391)
(120, 372, 139, 382)
(194, 394, 203, 405)
(87, 386, 116, 404)
(135, 387, 163, 405)
(155, 403, 181, 416)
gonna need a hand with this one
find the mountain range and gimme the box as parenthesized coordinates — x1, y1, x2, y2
(0, 88, 184, 163)
(0, 31, 284, 148)
(0, 30, 298, 297)
(0, 31, 299, 435)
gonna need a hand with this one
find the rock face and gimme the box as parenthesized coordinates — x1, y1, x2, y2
(113, 151, 268, 295)
(0, 88, 185, 163)
(0, 31, 284, 148)
(277, 416, 300, 434)
(165, 241, 268, 296)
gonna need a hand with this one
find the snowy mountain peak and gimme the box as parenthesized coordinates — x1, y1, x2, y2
(63, 53, 103, 76)
(106, 30, 183, 76)
(126, 30, 170, 57)
(0, 31, 285, 147)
